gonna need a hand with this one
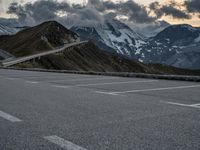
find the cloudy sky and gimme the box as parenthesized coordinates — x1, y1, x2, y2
(0, 0, 199, 27)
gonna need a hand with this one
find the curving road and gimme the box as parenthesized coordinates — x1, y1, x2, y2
(2, 41, 88, 67)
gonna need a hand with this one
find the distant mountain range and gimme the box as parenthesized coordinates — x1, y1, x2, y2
(128, 20, 170, 38)
(71, 20, 200, 69)
(0, 18, 22, 35)
(0, 19, 200, 70)
(139, 24, 200, 69)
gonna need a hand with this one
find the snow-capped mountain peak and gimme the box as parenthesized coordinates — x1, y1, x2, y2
(71, 19, 146, 58)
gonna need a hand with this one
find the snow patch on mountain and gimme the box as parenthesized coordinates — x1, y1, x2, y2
(72, 21, 200, 69)
(194, 34, 200, 43)
(71, 19, 147, 58)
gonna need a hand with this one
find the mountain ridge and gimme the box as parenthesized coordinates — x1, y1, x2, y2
(15, 41, 200, 76)
(71, 20, 200, 69)
(0, 21, 79, 57)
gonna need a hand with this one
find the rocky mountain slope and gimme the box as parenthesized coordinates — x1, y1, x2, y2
(71, 19, 146, 59)
(138, 24, 200, 69)
(0, 21, 78, 57)
(16, 41, 200, 76)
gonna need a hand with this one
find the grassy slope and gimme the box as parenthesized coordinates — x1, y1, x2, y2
(0, 21, 77, 57)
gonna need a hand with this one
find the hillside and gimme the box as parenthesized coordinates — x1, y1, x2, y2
(16, 41, 200, 75)
(0, 21, 78, 57)
(17, 41, 148, 72)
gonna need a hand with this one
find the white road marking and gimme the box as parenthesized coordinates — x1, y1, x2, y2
(95, 91, 120, 96)
(71, 80, 158, 87)
(52, 85, 70, 88)
(0, 110, 22, 122)
(50, 77, 119, 82)
(25, 81, 39, 84)
(52, 80, 157, 89)
(166, 102, 200, 109)
(190, 103, 200, 106)
(44, 135, 87, 150)
(95, 85, 200, 95)
(6, 78, 16, 80)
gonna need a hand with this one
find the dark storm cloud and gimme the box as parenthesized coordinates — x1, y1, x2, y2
(6, 0, 103, 25)
(150, 1, 191, 19)
(6, 0, 193, 26)
(184, 0, 200, 13)
(7, 2, 28, 23)
(7, 1, 72, 24)
(106, 0, 155, 23)
(92, 0, 156, 23)
(160, 5, 191, 19)
(6, 0, 155, 25)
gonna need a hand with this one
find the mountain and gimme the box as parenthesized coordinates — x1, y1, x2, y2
(0, 24, 20, 35)
(154, 24, 200, 46)
(166, 44, 200, 69)
(15, 41, 200, 75)
(0, 18, 22, 35)
(0, 21, 79, 57)
(71, 22, 200, 69)
(137, 24, 200, 69)
(0, 49, 14, 61)
(71, 19, 146, 59)
(128, 20, 170, 38)
(1, 18, 199, 69)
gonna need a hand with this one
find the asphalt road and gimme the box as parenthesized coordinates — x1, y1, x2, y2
(0, 69, 200, 150)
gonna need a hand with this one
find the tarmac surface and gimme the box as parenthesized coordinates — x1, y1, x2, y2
(0, 69, 200, 150)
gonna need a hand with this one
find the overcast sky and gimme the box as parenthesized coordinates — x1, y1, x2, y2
(0, 0, 199, 26)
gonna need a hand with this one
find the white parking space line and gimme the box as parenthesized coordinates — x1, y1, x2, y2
(25, 81, 39, 84)
(166, 102, 200, 109)
(44, 135, 87, 150)
(0, 110, 22, 122)
(52, 80, 158, 88)
(52, 85, 69, 89)
(5, 78, 16, 80)
(95, 85, 200, 95)
(72, 80, 158, 87)
(16, 75, 98, 79)
(190, 103, 200, 106)
(50, 77, 119, 82)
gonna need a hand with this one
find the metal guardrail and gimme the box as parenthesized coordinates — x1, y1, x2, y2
(2, 41, 88, 67)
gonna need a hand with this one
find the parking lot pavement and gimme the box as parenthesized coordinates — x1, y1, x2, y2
(1, 69, 200, 150)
